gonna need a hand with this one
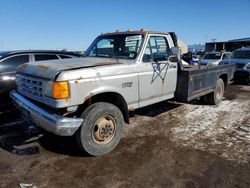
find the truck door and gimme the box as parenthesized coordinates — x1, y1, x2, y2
(139, 35, 177, 107)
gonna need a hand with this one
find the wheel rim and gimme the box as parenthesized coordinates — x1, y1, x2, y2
(91, 115, 116, 145)
(216, 82, 223, 101)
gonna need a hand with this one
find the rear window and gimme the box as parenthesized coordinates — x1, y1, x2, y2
(231, 50, 250, 59)
(0, 55, 29, 73)
(34, 54, 59, 61)
(203, 53, 222, 60)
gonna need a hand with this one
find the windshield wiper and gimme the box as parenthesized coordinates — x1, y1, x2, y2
(96, 54, 113, 58)
(114, 55, 131, 59)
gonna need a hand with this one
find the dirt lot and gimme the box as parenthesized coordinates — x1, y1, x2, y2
(0, 84, 249, 188)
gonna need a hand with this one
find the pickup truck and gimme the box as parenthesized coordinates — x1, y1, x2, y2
(11, 30, 235, 156)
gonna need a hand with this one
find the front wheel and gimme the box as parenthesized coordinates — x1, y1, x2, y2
(76, 102, 124, 156)
(207, 78, 225, 105)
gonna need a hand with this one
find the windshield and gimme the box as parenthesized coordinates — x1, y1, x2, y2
(231, 50, 250, 59)
(203, 53, 222, 60)
(85, 34, 144, 59)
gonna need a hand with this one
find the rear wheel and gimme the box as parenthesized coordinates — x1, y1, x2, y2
(76, 102, 124, 156)
(207, 78, 225, 105)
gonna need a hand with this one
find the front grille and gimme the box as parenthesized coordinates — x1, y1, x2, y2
(236, 63, 245, 69)
(16, 75, 45, 100)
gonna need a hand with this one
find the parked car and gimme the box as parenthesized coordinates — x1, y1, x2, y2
(0, 50, 82, 95)
(190, 55, 200, 65)
(221, 48, 250, 81)
(181, 52, 192, 64)
(11, 30, 235, 156)
(200, 52, 231, 65)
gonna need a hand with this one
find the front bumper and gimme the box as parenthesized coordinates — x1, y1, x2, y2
(10, 90, 83, 136)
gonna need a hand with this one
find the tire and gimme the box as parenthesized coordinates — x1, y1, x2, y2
(207, 78, 225, 105)
(76, 102, 124, 156)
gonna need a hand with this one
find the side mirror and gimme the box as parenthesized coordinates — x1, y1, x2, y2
(170, 47, 181, 62)
(151, 47, 181, 63)
(171, 47, 180, 55)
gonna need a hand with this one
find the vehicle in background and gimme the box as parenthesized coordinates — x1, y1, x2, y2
(195, 50, 206, 58)
(200, 52, 231, 66)
(222, 48, 250, 81)
(181, 52, 192, 65)
(11, 30, 235, 156)
(190, 55, 200, 65)
(0, 50, 82, 96)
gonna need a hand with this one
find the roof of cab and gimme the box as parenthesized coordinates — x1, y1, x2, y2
(100, 30, 172, 37)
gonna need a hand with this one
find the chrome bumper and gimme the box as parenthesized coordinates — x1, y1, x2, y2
(10, 91, 83, 136)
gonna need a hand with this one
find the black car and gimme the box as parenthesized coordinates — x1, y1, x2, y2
(0, 50, 82, 96)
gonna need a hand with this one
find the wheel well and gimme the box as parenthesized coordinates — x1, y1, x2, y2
(77, 92, 129, 124)
(219, 74, 228, 88)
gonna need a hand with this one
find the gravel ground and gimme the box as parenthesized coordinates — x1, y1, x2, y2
(0, 83, 249, 188)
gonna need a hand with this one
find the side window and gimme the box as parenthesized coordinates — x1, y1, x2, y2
(226, 53, 231, 59)
(0, 55, 29, 72)
(222, 54, 228, 60)
(34, 54, 59, 61)
(143, 36, 170, 62)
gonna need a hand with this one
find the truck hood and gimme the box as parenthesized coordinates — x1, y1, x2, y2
(17, 57, 124, 80)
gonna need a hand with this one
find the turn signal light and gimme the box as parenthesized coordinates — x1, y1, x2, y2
(52, 81, 70, 99)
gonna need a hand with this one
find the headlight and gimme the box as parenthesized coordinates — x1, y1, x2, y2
(45, 81, 70, 99)
(53, 81, 70, 99)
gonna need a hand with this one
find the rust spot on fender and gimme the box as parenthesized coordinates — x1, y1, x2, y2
(74, 76, 84, 84)
(84, 92, 95, 101)
(37, 64, 50, 70)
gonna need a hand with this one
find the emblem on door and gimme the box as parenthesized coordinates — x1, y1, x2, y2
(122, 82, 133, 88)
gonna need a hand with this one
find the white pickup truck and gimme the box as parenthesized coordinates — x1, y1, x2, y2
(11, 30, 235, 156)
